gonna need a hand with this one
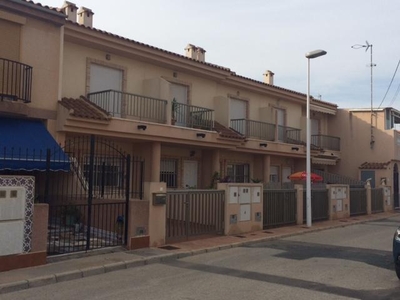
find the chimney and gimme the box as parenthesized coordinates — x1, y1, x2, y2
(263, 70, 275, 85)
(77, 6, 94, 27)
(61, 1, 78, 22)
(185, 44, 206, 62)
(196, 47, 206, 62)
(185, 44, 197, 60)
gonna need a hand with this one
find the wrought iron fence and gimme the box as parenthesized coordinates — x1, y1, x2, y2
(166, 190, 225, 242)
(88, 90, 167, 123)
(303, 189, 329, 222)
(371, 188, 384, 213)
(173, 102, 214, 130)
(311, 134, 340, 151)
(47, 202, 126, 255)
(263, 189, 297, 228)
(0, 58, 32, 103)
(230, 119, 275, 141)
(350, 188, 367, 216)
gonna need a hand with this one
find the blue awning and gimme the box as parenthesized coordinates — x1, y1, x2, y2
(0, 117, 70, 171)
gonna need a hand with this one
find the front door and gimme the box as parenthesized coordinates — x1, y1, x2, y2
(282, 167, 292, 183)
(183, 160, 198, 189)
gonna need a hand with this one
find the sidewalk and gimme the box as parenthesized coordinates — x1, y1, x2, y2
(0, 211, 398, 295)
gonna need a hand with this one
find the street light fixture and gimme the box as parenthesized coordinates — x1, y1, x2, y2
(305, 49, 327, 228)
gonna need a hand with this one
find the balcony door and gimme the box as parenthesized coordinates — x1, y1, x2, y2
(89, 64, 123, 117)
(230, 98, 247, 135)
(276, 108, 286, 141)
(311, 118, 320, 147)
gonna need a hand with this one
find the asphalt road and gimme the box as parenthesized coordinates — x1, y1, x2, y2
(4, 216, 400, 300)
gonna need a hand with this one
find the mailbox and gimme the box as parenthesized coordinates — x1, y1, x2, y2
(153, 193, 167, 205)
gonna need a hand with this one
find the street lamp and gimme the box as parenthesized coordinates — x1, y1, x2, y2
(305, 49, 327, 227)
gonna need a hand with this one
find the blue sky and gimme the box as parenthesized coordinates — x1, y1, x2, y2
(40, 0, 400, 109)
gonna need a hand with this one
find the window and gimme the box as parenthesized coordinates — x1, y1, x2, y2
(270, 166, 280, 183)
(227, 163, 249, 183)
(160, 159, 178, 188)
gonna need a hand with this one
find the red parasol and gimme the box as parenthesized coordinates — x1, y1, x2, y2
(288, 171, 323, 182)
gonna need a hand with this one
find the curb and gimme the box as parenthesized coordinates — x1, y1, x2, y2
(0, 212, 397, 295)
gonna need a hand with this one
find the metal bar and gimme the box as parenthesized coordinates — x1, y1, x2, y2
(86, 135, 95, 251)
(124, 155, 131, 245)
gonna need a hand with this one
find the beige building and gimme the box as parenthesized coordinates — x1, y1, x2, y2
(0, 0, 344, 264)
(56, 2, 340, 190)
(330, 107, 400, 206)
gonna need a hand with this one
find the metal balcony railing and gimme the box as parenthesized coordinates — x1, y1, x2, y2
(0, 58, 33, 103)
(311, 134, 340, 151)
(278, 125, 302, 144)
(173, 102, 214, 131)
(230, 119, 275, 140)
(87, 90, 167, 123)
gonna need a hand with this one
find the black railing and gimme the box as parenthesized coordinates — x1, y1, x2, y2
(0, 58, 33, 103)
(230, 119, 275, 141)
(311, 134, 340, 151)
(88, 90, 167, 123)
(278, 125, 302, 144)
(47, 202, 126, 255)
(173, 102, 214, 130)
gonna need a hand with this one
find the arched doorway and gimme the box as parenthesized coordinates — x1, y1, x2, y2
(394, 163, 399, 208)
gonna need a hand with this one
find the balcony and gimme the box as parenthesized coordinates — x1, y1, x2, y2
(230, 119, 275, 141)
(278, 125, 302, 144)
(88, 90, 167, 123)
(0, 58, 33, 103)
(312, 134, 340, 151)
(173, 102, 214, 131)
(230, 119, 303, 145)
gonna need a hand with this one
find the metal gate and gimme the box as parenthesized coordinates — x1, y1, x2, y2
(166, 190, 225, 243)
(46, 135, 143, 255)
(263, 189, 297, 229)
(303, 189, 329, 222)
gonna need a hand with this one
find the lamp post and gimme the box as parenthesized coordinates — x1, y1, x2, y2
(305, 49, 327, 227)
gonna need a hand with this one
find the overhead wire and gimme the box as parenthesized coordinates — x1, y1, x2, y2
(378, 59, 400, 108)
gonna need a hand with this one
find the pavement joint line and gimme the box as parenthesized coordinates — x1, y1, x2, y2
(0, 212, 396, 295)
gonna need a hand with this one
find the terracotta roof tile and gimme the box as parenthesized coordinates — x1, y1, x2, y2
(359, 161, 391, 169)
(24, 0, 66, 15)
(213, 122, 245, 140)
(59, 97, 110, 121)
